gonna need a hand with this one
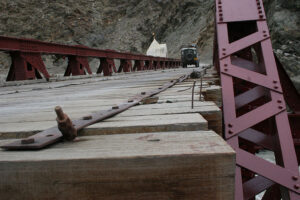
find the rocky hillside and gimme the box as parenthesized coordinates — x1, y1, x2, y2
(0, 0, 299, 88)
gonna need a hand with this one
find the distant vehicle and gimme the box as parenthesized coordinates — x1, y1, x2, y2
(180, 45, 199, 68)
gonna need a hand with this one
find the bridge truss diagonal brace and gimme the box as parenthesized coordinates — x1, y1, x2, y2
(118, 59, 133, 73)
(64, 56, 92, 76)
(97, 58, 117, 76)
(133, 60, 145, 71)
(214, 0, 300, 199)
(6, 52, 50, 81)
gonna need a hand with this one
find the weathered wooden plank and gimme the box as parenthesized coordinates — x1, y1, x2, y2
(0, 131, 235, 200)
(0, 101, 217, 122)
(0, 113, 208, 139)
(202, 86, 222, 107)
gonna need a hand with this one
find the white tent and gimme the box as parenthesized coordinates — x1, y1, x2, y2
(146, 39, 168, 57)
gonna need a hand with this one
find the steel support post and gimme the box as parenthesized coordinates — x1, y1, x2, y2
(152, 60, 160, 70)
(214, 0, 300, 199)
(6, 52, 50, 81)
(275, 56, 300, 162)
(165, 61, 169, 69)
(145, 60, 153, 70)
(118, 59, 132, 73)
(133, 60, 144, 71)
(64, 56, 92, 76)
(160, 61, 165, 69)
(97, 58, 116, 76)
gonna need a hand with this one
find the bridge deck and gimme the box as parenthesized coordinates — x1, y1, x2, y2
(0, 68, 220, 138)
(0, 67, 234, 199)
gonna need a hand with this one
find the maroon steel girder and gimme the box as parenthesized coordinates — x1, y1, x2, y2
(214, 0, 299, 199)
(0, 36, 181, 81)
(1, 74, 189, 150)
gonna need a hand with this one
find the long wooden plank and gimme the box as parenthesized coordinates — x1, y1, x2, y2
(0, 113, 207, 139)
(0, 131, 235, 200)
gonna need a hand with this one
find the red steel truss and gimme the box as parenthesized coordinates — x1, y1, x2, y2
(0, 36, 181, 81)
(214, 0, 300, 199)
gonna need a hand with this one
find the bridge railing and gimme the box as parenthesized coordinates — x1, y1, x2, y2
(0, 36, 181, 81)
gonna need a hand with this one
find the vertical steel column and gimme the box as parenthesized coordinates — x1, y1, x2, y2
(133, 60, 144, 71)
(97, 58, 116, 76)
(153, 60, 160, 70)
(6, 52, 50, 81)
(145, 60, 153, 70)
(160, 61, 165, 69)
(214, 0, 300, 199)
(118, 59, 132, 73)
(64, 56, 92, 76)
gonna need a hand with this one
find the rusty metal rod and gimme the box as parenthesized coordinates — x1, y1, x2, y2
(199, 72, 203, 101)
(191, 81, 196, 109)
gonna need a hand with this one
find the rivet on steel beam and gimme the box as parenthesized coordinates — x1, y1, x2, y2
(220, 17, 223, 21)
(21, 138, 35, 144)
(128, 99, 134, 103)
(222, 53, 226, 56)
(228, 130, 233, 134)
(219, 9, 222, 12)
(141, 92, 146, 95)
(277, 100, 282, 104)
(112, 105, 119, 109)
(228, 124, 233, 128)
(82, 115, 92, 120)
(258, 6, 261, 9)
(260, 15, 264, 18)
(278, 106, 283, 109)
(158, 87, 162, 89)
(294, 184, 300, 189)
(264, 34, 268, 37)
(259, 11, 262, 14)
(224, 64, 228, 67)
(222, 48, 226, 51)
(292, 176, 299, 181)
(273, 80, 277, 83)
(263, 30, 266, 33)
(218, 1, 222, 4)
(274, 86, 278, 89)
(224, 69, 228, 72)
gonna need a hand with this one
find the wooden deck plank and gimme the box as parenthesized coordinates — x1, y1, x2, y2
(0, 113, 208, 139)
(0, 131, 235, 200)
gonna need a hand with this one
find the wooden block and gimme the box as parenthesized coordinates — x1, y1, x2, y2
(0, 131, 235, 200)
(141, 96, 159, 104)
(203, 86, 222, 107)
(81, 113, 208, 136)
